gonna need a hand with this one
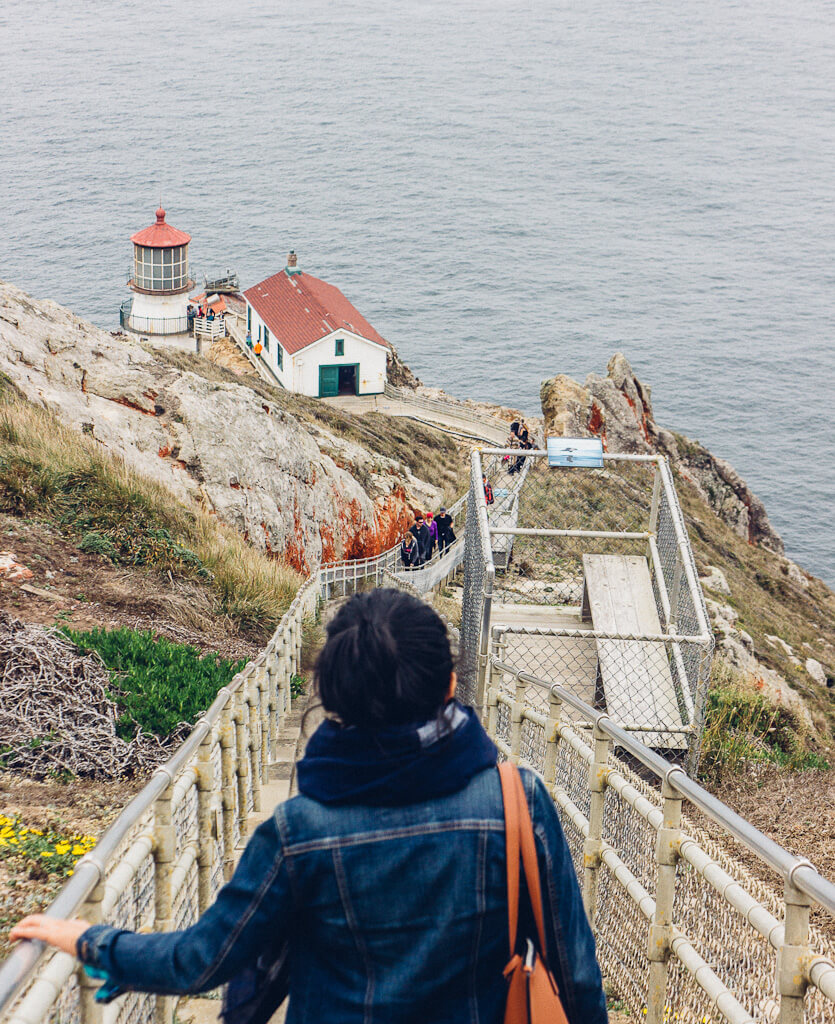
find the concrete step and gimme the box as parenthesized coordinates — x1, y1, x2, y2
(277, 724, 301, 744)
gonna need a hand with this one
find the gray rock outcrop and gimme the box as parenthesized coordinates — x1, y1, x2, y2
(0, 281, 441, 570)
(540, 353, 784, 553)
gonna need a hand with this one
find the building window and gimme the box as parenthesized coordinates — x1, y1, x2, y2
(277, 344, 283, 370)
(335, 338, 344, 356)
(263, 326, 270, 351)
(247, 305, 251, 332)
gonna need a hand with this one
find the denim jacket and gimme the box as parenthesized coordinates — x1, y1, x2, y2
(79, 767, 607, 1024)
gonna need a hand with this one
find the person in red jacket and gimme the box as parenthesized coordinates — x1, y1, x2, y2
(483, 475, 494, 506)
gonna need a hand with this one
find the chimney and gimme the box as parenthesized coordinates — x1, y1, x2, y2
(286, 250, 301, 275)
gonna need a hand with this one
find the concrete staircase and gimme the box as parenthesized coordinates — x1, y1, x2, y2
(181, 698, 318, 1024)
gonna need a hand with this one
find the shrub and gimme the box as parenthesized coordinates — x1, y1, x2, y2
(699, 662, 829, 780)
(79, 531, 118, 560)
(63, 626, 246, 739)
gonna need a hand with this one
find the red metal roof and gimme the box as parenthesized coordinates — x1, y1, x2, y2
(243, 270, 390, 356)
(131, 208, 191, 248)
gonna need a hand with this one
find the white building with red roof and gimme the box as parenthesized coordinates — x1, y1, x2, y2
(243, 253, 389, 397)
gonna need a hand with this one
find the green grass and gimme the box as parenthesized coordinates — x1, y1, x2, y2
(63, 626, 246, 739)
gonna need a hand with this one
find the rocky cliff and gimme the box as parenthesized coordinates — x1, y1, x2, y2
(0, 281, 441, 571)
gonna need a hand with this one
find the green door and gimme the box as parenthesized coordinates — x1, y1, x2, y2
(319, 365, 339, 397)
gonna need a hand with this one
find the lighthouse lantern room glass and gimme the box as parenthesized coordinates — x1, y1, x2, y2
(133, 243, 189, 293)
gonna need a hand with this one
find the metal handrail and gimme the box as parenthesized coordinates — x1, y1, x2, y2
(383, 383, 510, 431)
(490, 657, 835, 918)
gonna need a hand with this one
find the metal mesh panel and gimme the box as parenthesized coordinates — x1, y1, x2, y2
(113, 990, 156, 1024)
(173, 861, 199, 930)
(483, 452, 653, 606)
(174, 786, 198, 860)
(46, 972, 79, 1024)
(114, 853, 155, 932)
(519, 716, 546, 771)
(474, 448, 713, 768)
(602, 783, 657, 897)
(552, 736, 590, 883)
(459, 468, 487, 708)
(595, 864, 651, 1018)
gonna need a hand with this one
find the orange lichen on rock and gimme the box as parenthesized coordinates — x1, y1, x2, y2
(587, 402, 608, 450)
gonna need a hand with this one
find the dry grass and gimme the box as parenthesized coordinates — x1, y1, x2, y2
(0, 382, 302, 636)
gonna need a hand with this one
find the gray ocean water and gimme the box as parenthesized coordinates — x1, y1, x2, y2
(1, 0, 833, 584)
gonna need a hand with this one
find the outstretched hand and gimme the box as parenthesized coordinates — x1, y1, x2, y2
(9, 916, 90, 956)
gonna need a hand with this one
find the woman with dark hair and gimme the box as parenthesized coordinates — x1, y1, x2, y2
(11, 590, 607, 1024)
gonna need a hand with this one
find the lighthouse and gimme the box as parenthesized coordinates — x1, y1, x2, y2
(121, 207, 194, 337)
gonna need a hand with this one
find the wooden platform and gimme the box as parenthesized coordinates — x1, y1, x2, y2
(581, 554, 687, 749)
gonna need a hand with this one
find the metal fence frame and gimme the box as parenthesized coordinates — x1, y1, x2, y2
(459, 447, 715, 772)
(119, 300, 190, 337)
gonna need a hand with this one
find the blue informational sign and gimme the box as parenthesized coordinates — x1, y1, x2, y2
(546, 437, 604, 468)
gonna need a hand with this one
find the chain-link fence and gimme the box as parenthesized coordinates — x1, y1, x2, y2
(461, 448, 714, 770)
(0, 580, 320, 1024)
(487, 661, 835, 1024)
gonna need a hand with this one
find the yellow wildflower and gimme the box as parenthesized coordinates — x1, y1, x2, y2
(40, 851, 54, 857)
(55, 843, 71, 855)
(72, 845, 86, 856)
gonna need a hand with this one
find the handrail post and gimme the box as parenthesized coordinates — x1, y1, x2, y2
(258, 664, 270, 779)
(295, 609, 304, 677)
(486, 672, 499, 739)
(475, 565, 495, 716)
(220, 702, 237, 881)
(647, 461, 662, 562)
(152, 782, 175, 1024)
(77, 880, 105, 1024)
(509, 675, 526, 763)
(583, 723, 611, 928)
(542, 687, 563, 790)
(247, 676, 262, 813)
(195, 731, 216, 913)
(779, 871, 812, 1024)
(646, 777, 682, 1024)
(234, 689, 249, 841)
(266, 660, 279, 762)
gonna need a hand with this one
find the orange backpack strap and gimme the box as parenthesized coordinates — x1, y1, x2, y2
(512, 766, 548, 958)
(498, 762, 521, 957)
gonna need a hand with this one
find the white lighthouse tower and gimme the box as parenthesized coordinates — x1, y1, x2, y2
(121, 207, 194, 337)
